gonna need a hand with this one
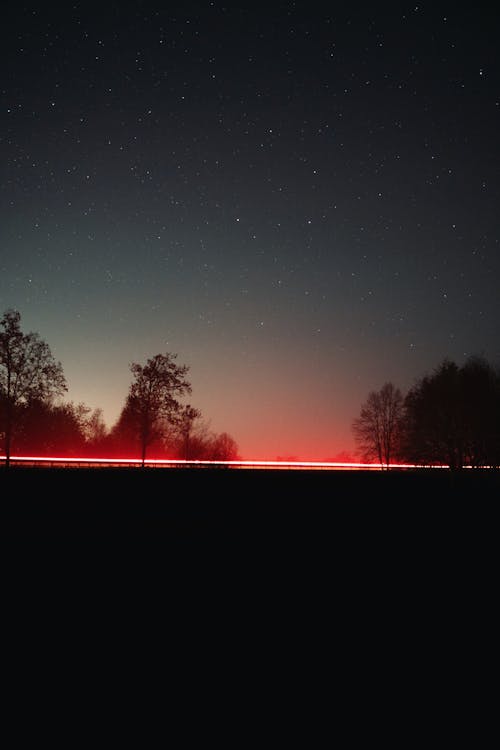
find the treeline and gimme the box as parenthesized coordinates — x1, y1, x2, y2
(353, 357, 500, 469)
(0, 309, 239, 466)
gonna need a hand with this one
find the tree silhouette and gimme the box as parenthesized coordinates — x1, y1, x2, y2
(403, 357, 500, 469)
(125, 353, 192, 466)
(173, 404, 202, 460)
(164, 411, 241, 461)
(15, 400, 86, 457)
(207, 431, 240, 461)
(0, 309, 67, 467)
(352, 382, 404, 469)
(459, 356, 500, 468)
(405, 360, 464, 468)
(81, 407, 109, 454)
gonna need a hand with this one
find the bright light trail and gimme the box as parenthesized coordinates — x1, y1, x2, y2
(0, 455, 448, 470)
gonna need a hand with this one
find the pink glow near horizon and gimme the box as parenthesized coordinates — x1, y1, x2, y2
(1, 455, 448, 470)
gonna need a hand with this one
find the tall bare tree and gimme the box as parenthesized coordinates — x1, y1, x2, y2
(83, 407, 109, 449)
(125, 353, 192, 466)
(174, 404, 202, 460)
(0, 309, 67, 467)
(352, 382, 404, 469)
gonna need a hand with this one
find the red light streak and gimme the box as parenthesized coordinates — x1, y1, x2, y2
(0, 455, 448, 470)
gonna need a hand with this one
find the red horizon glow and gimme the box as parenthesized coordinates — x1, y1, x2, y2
(0, 454, 447, 470)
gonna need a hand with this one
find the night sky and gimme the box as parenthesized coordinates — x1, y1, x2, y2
(1, 2, 499, 460)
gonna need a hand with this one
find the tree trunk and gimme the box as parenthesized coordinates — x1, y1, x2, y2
(4, 402, 12, 469)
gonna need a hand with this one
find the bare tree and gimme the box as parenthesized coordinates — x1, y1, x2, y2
(0, 309, 67, 467)
(207, 432, 240, 461)
(126, 353, 192, 466)
(173, 404, 202, 460)
(352, 382, 404, 469)
(77, 406, 109, 453)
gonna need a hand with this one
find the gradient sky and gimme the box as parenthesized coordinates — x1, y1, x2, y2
(1, 2, 499, 459)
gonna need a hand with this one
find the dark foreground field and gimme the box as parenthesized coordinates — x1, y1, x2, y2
(2, 465, 497, 639)
(2, 465, 496, 733)
(2, 466, 498, 545)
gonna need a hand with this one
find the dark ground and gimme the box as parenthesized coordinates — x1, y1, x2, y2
(1, 466, 498, 563)
(2, 465, 498, 541)
(3, 465, 497, 611)
(3, 466, 497, 639)
(2, 466, 496, 733)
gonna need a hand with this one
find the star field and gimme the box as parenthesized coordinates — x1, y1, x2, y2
(1, 2, 499, 459)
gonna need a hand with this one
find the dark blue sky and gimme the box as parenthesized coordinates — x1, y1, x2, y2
(1, 2, 499, 459)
